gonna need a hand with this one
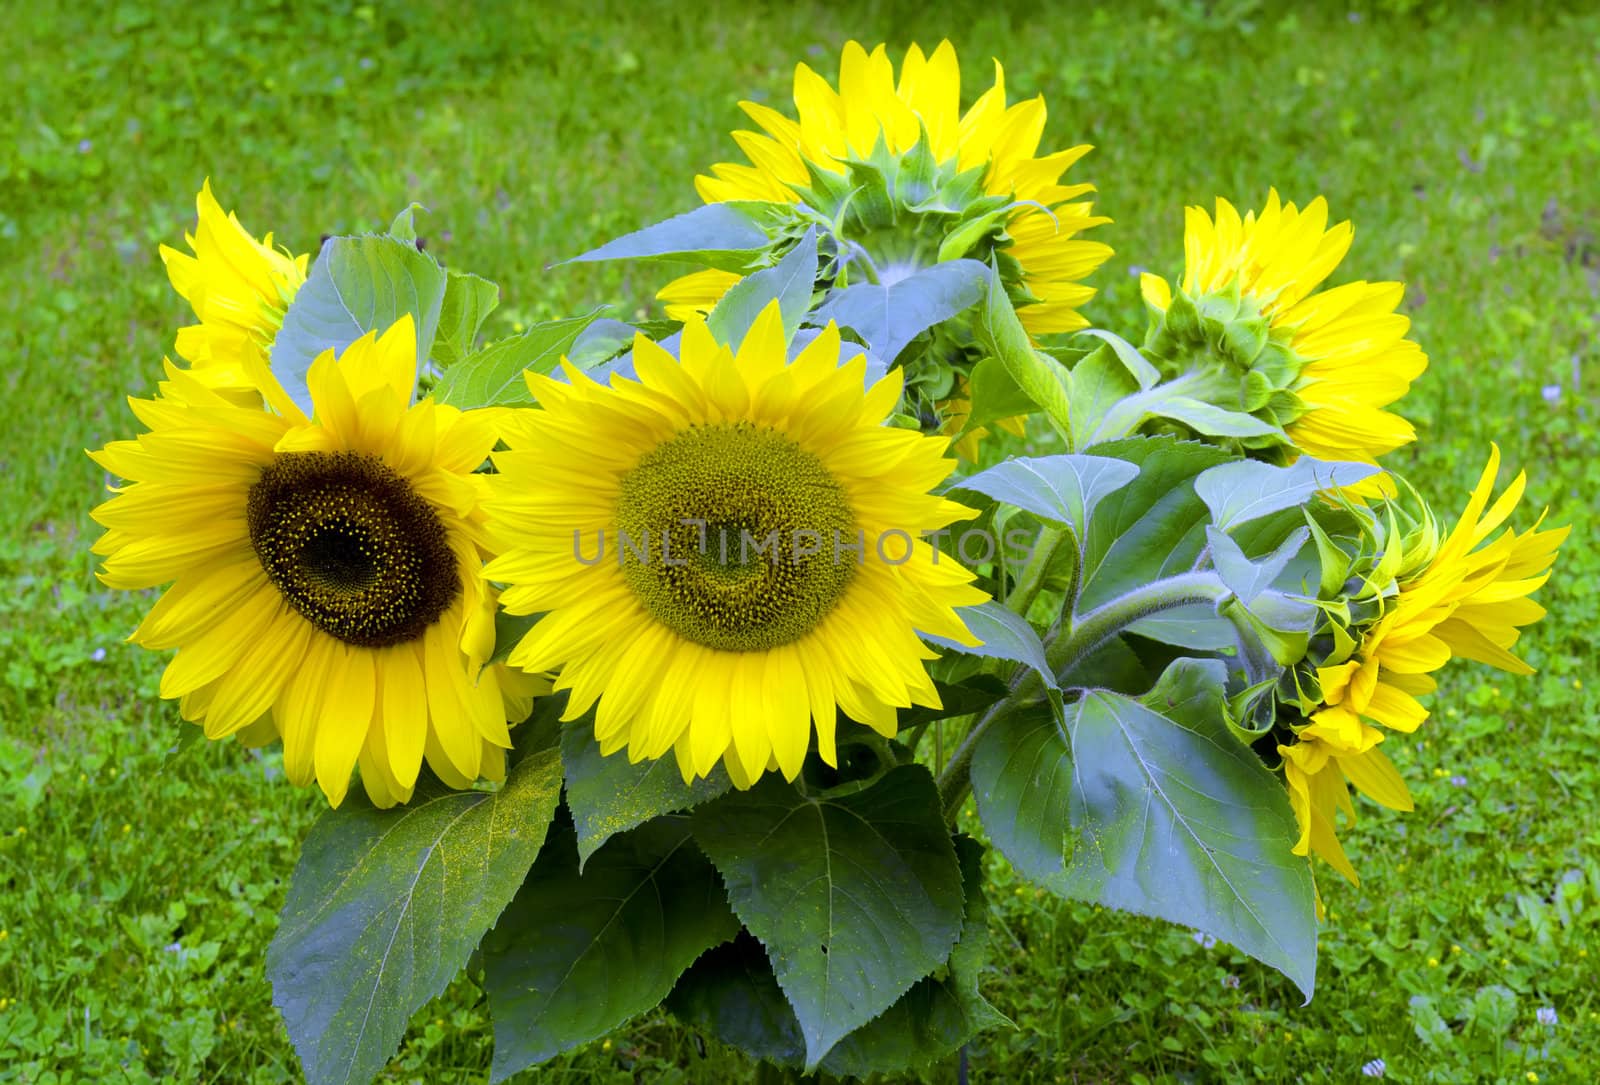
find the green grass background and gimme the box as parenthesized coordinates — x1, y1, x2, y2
(3, 0, 1597, 1081)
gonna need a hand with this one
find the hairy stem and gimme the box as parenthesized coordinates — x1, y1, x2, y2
(1004, 525, 1069, 619)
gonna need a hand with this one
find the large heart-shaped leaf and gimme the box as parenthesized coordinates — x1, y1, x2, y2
(1076, 437, 1233, 611)
(665, 931, 807, 1068)
(270, 233, 449, 415)
(266, 749, 564, 1085)
(817, 835, 1009, 1076)
(1195, 457, 1379, 531)
(810, 259, 987, 363)
(669, 837, 1007, 1077)
(707, 228, 817, 348)
(924, 600, 1056, 691)
(975, 659, 1317, 996)
(560, 725, 731, 868)
(690, 765, 964, 1067)
(959, 454, 1139, 540)
(482, 814, 738, 1079)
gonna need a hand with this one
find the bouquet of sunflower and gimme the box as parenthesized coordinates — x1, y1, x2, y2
(91, 40, 1564, 1083)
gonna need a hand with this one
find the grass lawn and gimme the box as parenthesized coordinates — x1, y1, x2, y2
(3, 1, 1597, 1081)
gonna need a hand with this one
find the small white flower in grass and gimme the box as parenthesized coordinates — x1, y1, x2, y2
(1362, 1058, 1387, 1078)
(89, 648, 106, 662)
(1536, 1006, 1558, 1026)
(1541, 384, 1563, 404)
(1192, 931, 1218, 949)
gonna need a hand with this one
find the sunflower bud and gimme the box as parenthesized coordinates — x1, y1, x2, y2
(1139, 190, 1427, 468)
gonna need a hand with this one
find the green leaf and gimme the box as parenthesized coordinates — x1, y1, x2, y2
(1220, 591, 1316, 669)
(976, 659, 1318, 997)
(1076, 437, 1233, 611)
(560, 725, 731, 868)
(1126, 603, 1239, 651)
(1063, 341, 1141, 449)
(817, 836, 1010, 1076)
(962, 354, 1039, 433)
(430, 270, 499, 368)
(565, 317, 638, 369)
(707, 228, 817, 349)
(970, 704, 1075, 890)
(266, 749, 564, 1085)
(482, 814, 738, 1079)
(897, 674, 1011, 728)
(666, 931, 807, 1068)
(388, 203, 424, 242)
(974, 261, 1073, 439)
(160, 720, 205, 770)
(1195, 458, 1379, 531)
(690, 765, 965, 1067)
(1074, 328, 1160, 389)
(1063, 659, 1317, 997)
(488, 609, 540, 666)
(567, 202, 778, 271)
(959, 454, 1139, 539)
(925, 600, 1057, 691)
(431, 310, 604, 408)
(811, 259, 987, 363)
(668, 840, 1007, 1078)
(270, 234, 449, 415)
(1207, 525, 1311, 605)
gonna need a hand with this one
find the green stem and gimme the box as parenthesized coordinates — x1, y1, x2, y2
(935, 570, 1229, 819)
(1045, 570, 1229, 678)
(1004, 525, 1068, 618)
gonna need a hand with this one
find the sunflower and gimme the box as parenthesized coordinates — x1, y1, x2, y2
(1141, 190, 1427, 468)
(90, 316, 542, 808)
(669, 40, 1112, 336)
(159, 180, 309, 399)
(1279, 445, 1567, 881)
(482, 300, 987, 787)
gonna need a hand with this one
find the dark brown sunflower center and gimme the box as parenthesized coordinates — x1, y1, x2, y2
(614, 421, 858, 652)
(247, 451, 459, 648)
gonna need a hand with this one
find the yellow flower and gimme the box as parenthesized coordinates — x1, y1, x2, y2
(1142, 190, 1427, 467)
(159, 180, 309, 398)
(483, 301, 987, 787)
(670, 40, 1111, 335)
(90, 317, 543, 808)
(1280, 445, 1566, 881)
